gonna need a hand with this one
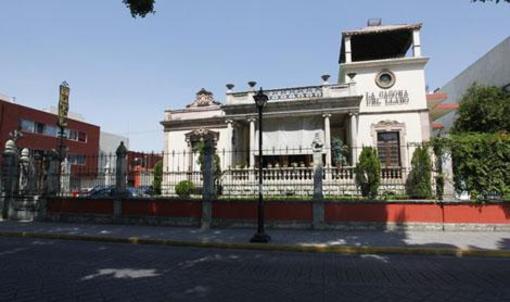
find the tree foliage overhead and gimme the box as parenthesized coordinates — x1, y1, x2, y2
(452, 84, 510, 133)
(123, 0, 155, 18)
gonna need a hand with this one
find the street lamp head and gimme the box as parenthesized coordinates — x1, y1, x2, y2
(253, 87, 268, 109)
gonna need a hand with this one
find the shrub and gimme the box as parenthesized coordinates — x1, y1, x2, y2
(431, 133, 510, 200)
(354, 147, 381, 199)
(175, 180, 194, 198)
(152, 160, 163, 195)
(450, 132, 510, 200)
(405, 146, 433, 199)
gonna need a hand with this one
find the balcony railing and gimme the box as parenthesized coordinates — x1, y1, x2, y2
(265, 86, 323, 101)
(226, 83, 354, 104)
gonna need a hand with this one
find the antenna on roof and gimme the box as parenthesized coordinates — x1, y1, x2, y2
(367, 18, 382, 27)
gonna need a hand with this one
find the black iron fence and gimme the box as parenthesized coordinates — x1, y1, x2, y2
(1, 143, 443, 200)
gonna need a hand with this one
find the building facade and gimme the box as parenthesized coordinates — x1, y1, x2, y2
(0, 97, 100, 171)
(161, 21, 431, 196)
(435, 36, 510, 132)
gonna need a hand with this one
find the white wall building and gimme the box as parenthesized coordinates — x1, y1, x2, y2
(161, 21, 431, 196)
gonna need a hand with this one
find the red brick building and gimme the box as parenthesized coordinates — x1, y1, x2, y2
(127, 151, 162, 187)
(0, 98, 100, 171)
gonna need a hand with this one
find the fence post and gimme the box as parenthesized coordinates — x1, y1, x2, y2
(312, 134, 325, 229)
(1, 140, 19, 219)
(442, 153, 456, 200)
(201, 139, 215, 229)
(114, 142, 128, 218)
(45, 150, 60, 197)
(60, 158, 71, 196)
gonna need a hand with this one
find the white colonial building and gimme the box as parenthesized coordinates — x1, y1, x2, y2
(161, 21, 431, 196)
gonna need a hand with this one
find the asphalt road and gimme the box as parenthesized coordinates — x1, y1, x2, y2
(0, 237, 509, 302)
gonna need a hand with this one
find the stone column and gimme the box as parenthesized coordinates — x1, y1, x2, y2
(202, 139, 215, 201)
(60, 158, 71, 196)
(312, 135, 324, 229)
(18, 148, 31, 195)
(442, 154, 456, 200)
(201, 138, 215, 229)
(412, 29, 421, 57)
(344, 36, 352, 63)
(186, 139, 193, 179)
(349, 113, 358, 165)
(1, 140, 19, 219)
(323, 113, 332, 167)
(225, 120, 233, 169)
(114, 142, 128, 218)
(45, 150, 60, 197)
(248, 117, 256, 169)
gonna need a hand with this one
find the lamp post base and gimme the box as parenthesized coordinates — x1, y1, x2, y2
(250, 232, 271, 243)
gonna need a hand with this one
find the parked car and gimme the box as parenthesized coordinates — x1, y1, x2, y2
(86, 186, 151, 198)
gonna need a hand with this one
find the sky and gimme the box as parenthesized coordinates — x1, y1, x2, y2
(0, 0, 509, 151)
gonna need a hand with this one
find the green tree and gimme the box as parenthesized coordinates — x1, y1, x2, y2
(450, 133, 510, 200)
(354, 147, 381, 199)
(452, 84, 510, 133)
(152, 160, 163, 195)
(195, 141, 221, 182)
(123, 0, 155, 18)
(405, 146, 432, 199)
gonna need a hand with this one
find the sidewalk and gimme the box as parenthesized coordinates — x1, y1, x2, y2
(0, 221, 509, 257)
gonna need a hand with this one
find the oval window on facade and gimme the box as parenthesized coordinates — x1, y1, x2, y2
(375, 70, 396, 89)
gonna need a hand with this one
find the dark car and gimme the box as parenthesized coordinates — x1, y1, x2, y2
(87, 186, 150, 198)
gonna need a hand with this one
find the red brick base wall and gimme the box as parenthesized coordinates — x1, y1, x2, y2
(47, 198, 113, 215)
(46, 198, 510, 225)
(212, 201, 312, 221)
(122, 199, 202, 218)
(324, 202, 510, 224)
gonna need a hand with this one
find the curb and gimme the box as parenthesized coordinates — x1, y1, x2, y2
(1, 231, 510, 258)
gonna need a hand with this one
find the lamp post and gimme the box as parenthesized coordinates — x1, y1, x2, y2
(250, 87, 271, 243)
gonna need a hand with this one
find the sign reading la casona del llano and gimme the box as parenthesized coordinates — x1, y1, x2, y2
(365, 90, 410, 106)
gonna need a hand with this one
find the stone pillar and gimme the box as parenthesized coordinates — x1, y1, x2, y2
(225, 119, 233, 169)
(186, 138, 193, 171)
(60, 158, 71, 196)
(442, 153, 456, 200)
(345, 36, 352, 63)
(201, 139, 215, 229)
(202, 139, 215, 201)
(45, 150, 60, 197)
(248, 117, 256, 168)
(104, 162, 113, 187)
(1, 140, 19, 219)
(312, 143, 324, 201)
(311, 135, 324, 229)
(349, 113, 358, 165)
(18, 148, 31, 195)
(323, 113, 332, 167)
(412, 29, 421, 57)
(114, 142, 128, 217)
